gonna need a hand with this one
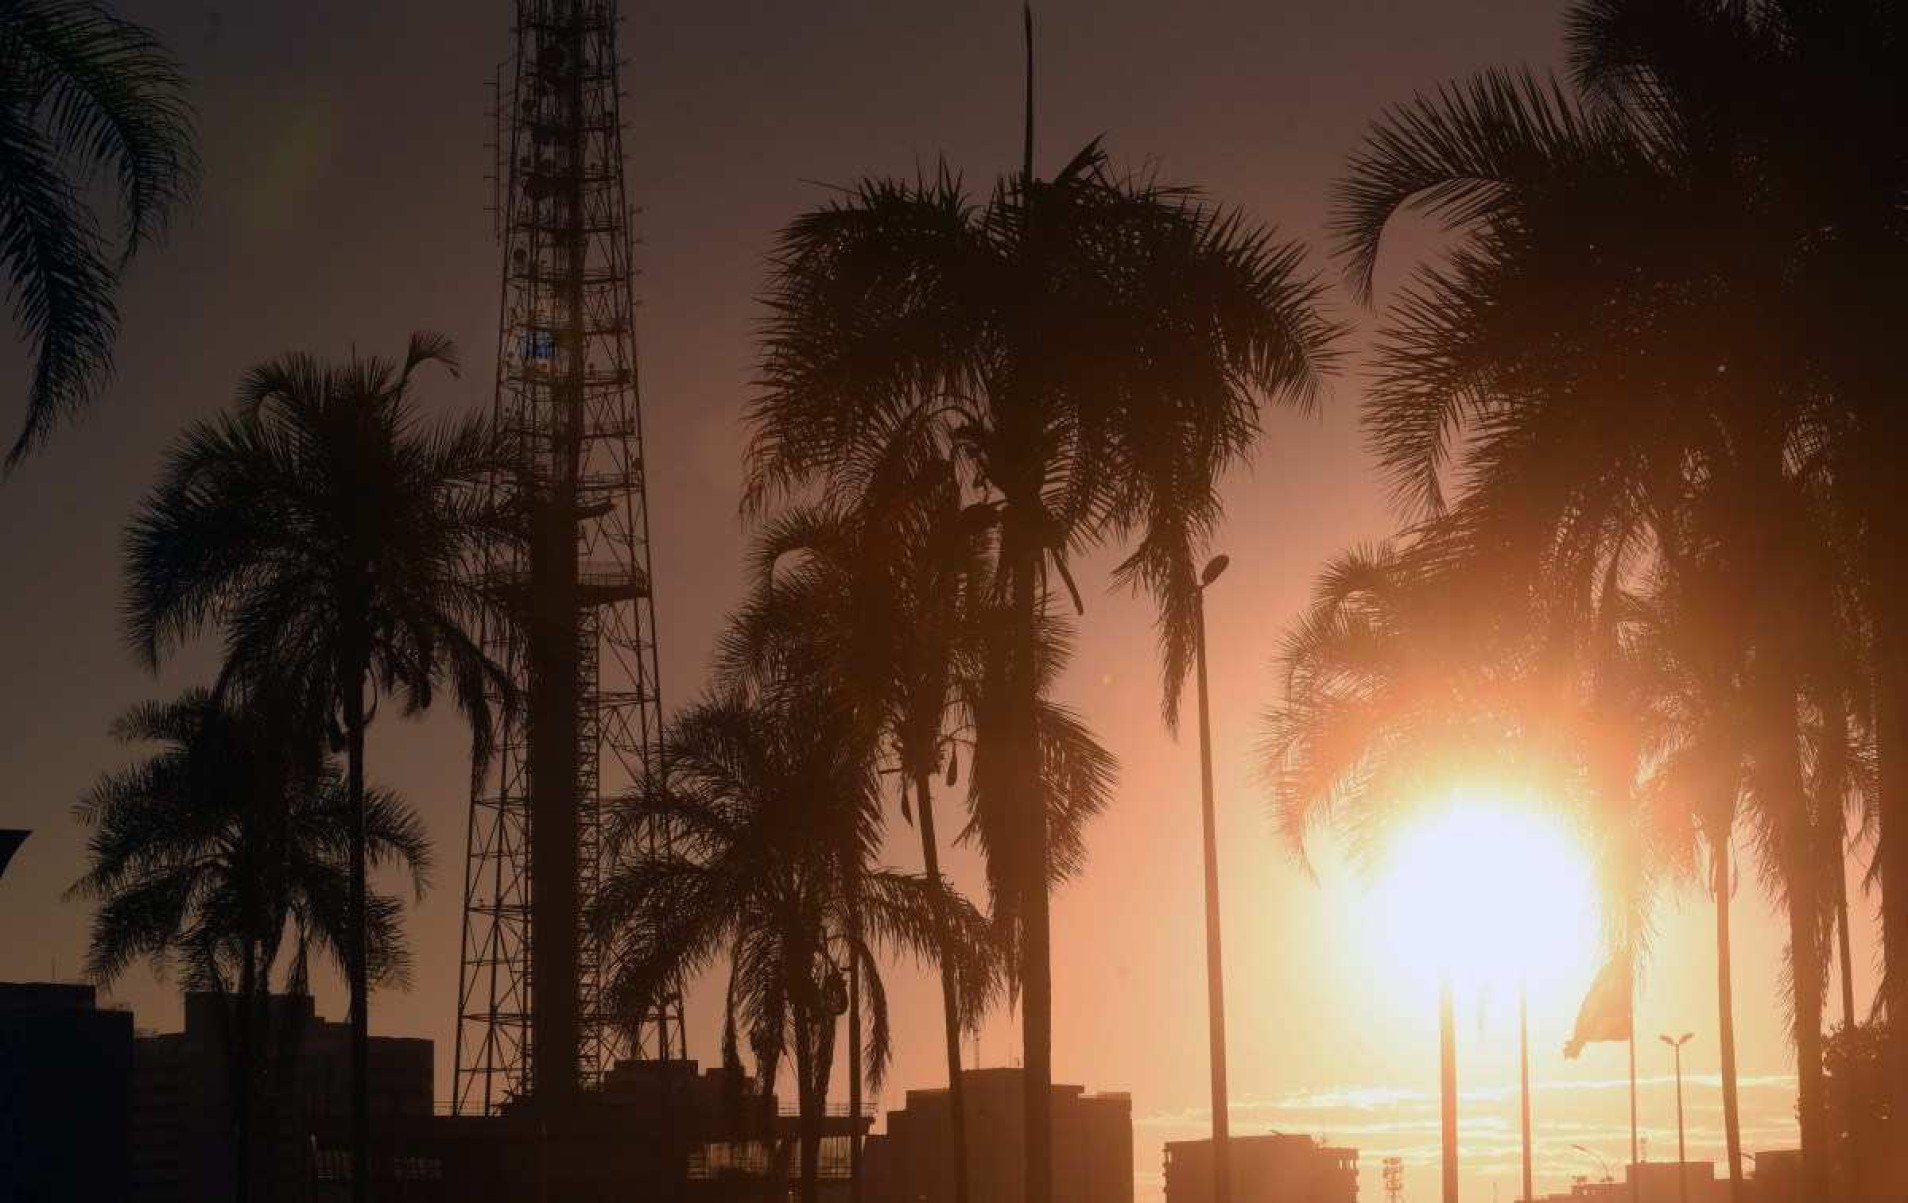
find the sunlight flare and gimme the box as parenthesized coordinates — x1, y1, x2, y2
(1369, 791, 1599, 999)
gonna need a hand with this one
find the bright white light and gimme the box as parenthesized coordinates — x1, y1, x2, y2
(1369, 790, 1599, 996)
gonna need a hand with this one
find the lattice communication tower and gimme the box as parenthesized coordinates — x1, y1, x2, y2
(454, 0, 680, 1117)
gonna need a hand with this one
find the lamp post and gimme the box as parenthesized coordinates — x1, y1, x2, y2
(1660, 1032, 1694, 1203)
(1571, 1144, 1615, 1184)
(1193, 553, 1232, 1203)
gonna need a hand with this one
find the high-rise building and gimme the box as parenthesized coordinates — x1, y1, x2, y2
(0, 982, 133, 1202)
(132, 992, 431, 1203)
(1163, 1133, 1357, 1203)
(861, 1067, 1134, 1203)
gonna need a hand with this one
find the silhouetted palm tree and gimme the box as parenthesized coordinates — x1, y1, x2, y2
(67, 687, 427, 1203)
(0, 0, 198, 465)
(747, 135, 1336, 1202)
(1623, 541, 1763, 1188)
(720, 472, 993, 1202)
(595, 689, 997, 1203)
(721, 468, 1120, 1202)
(123, 333, 504, 1203)
(1333, 53, 1854, 1192)
(1259, 537, 1657, 1203)
(1568, 2, 1908, 1179)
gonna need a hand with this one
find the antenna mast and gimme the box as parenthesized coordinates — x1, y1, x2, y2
(455, 0, 678, 1117)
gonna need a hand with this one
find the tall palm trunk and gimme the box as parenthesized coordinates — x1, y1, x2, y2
(1834, 835, 1863, 1202)
(914, 771, 972, 1203)
(1870, 557, 1908, 1194)
(233, 942, 257, 1203)
(999, 499, 1053, 1203)
(1836, 850, 1857, 1031)
(793, 1016, 823, 1203)
(1712, 829, 1743, 1194)
(1787, 872, 1829, 1199)
(1768, 688, 1829, 1200)
(1439, 976, 1457, 1203)
(343, 672, 371, 1203)
(1823, 696, 1864, 1201)
(1820, 694, 1859, 1034)
(848, 940, 863, 1202)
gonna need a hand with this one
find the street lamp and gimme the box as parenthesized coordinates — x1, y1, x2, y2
(1571, 1144, 1616, 1184)
(1193, 553, 1232, 1203)
(1660, 1033, 1695, 1203)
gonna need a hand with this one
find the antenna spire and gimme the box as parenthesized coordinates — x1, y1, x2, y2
(1022, 4, 1035, 184)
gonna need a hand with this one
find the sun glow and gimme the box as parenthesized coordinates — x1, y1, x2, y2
(1369, 791, 1601, 998)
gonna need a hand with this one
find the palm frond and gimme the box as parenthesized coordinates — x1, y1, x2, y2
(0, 0, 197, 463)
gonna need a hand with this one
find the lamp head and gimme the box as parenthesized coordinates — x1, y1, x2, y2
(1200, 554, 1230, 588)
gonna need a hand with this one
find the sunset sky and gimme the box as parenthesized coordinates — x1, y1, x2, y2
(0, 3, 1872, 1201)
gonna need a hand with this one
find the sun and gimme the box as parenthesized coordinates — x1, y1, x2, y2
(1368, 789, 1600, 997)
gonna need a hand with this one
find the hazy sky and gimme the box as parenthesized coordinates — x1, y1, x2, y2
(0, 3, 1871, 1201)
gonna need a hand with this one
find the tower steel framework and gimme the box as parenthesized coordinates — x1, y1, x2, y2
(454, 0, 681, 1117)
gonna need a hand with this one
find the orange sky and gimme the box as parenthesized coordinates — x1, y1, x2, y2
(0, 3, 1873, 1200)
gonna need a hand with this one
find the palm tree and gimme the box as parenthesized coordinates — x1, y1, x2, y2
(1259, 534, 1688, 1202)
(1623, 541, 1762, 1191)
(123, 333, 504, 1203)
(1331, 49, 1853, 1193)
(594, 689, 998, 1203)
(1567, 2, 1908, 1174)
(66, 687, 427, 1203)
(721, 464, 1119, 1203)
(0, 0, 198, 465)
(719, 469, 992, 1203)
(746, 112, 1336, 1200)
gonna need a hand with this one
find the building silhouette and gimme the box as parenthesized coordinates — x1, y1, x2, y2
(133, 991, 431, 1202)
(393, 1057, 861, 1203)
(3, 981, 881, 1202)
(1162, 1132, 1356, 1203)
(1519, 1156, 1806, 1203)
(0, 982, 134, 1202)
(860, 1067, 1133, 1203)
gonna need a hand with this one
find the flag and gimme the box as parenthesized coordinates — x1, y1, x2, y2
(1563, 952, 1633, 1058)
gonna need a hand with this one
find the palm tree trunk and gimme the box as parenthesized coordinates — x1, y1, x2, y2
(849, 947, 863, 1203)
(1789, 874, 1830, 1200)
(1823, 694, 1859, 1034)
(794, 1018, 822, 1203)
(1835, 846, 1862, 1202)
(235, 945, 257, 1203)
(1837, 849, 1857, 1031)
(1519, 983, 1531, 1203)
(254, 979, 277, 1203)
(1713, 831, 1743, 1194)
(1438, 976, 1457, 1203)
(344, 675, 371, 1203)
(1767, 691, 1830, 1201)
(1003, 524, 1053, 1203)
(914, 771, 972, 1203)
(1873, 577, 1908, 1196)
